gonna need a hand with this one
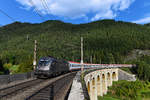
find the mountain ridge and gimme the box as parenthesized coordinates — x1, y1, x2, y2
(0, 19, 150, 73)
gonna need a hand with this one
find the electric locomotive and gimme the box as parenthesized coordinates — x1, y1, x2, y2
(34, 56, 69, 78)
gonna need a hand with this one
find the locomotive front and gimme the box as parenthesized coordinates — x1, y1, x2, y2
(34, 57, 53, 77)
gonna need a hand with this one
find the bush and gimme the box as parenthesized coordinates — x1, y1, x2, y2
(129, 56, 150, 81)
(3, 63, 12, 70)
(107, 80, 145, 100)
(17, 59, 33, 73)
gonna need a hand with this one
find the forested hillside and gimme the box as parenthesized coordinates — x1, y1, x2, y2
(0, 19, 150, 74)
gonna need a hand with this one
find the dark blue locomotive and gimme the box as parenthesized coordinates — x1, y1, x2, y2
(34, 56, 70, 78)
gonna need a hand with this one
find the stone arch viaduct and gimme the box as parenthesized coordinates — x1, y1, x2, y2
(84, 68, 136, 100)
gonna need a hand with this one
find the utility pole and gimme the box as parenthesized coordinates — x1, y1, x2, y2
(72, 56, 74, 61)
(81, 37, 84, 72)
(33, 40, 37, 70)
(27, 34, 29, 40)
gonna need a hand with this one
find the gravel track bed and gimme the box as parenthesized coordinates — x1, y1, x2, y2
(25, 72, 76, 100)
(1, 72, 75, 100)
(0, 79, 44, 100)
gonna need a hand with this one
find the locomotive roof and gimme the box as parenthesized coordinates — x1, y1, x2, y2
(39, 56, 68, 63)
(40, 57, 55, 61)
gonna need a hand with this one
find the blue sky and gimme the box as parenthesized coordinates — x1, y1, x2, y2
(0, 0, 150, 26)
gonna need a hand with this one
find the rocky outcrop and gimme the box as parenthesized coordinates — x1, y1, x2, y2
(118, 69, 136, 81)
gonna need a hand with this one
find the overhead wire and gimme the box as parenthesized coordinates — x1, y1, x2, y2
(40, 0, 48, 13)
(29, 0, 45, 20)
(40, 0, 54, 19)
(42, 0, 55, 20)
(0, 9, 15, 22)
(0, 0, 46, 24)
(42, 0, 51, 14)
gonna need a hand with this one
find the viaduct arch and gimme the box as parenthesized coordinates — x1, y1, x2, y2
(84, 68, 118, 100)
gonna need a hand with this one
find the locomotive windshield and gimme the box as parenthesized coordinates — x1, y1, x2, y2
(39, 60, 51, 66)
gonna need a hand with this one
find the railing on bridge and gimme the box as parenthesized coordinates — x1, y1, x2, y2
(0, 72, 35, 85)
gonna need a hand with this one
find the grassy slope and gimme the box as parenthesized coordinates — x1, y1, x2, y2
(98, 81, 150, 100)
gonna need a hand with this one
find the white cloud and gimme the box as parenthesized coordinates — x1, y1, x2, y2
(16, 0, 135, 21)
(132, 17, 150, 24)
(91, 10, 116, 21)
(119, 0, 134, 10)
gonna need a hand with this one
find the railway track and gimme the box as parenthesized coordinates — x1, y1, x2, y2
(0, 79, 45, 100)
(0, 72, 76, 100)
(25, 72, 76, 100)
